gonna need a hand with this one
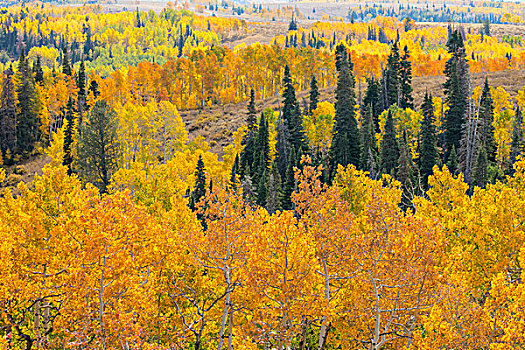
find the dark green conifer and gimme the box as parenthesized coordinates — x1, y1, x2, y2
(191, 155, 207, 211)
(472, 147, 488, 188)
(62, 46, 72, 76)
(443, 29, 470, 161)
(419, 92, 438, 186)
(399, 45, 414, 109)
(247, 88, 257, 130)
(308, 74, 319, 114)
(510, 106, 523, 165)
(15, 48, 40, 155)
(33, 56, 44, 85)
(0, 68, 17, 159)
(380, 110, 399, 176)
(447, 145, 459, 175)
(362, 77, 381, 133)
(478, 78, 496, 162)
(329, 43, 360, 180)
(282, 146, 296, 210)
(266, 163, 283, 214)
(359, 105, 378, 175)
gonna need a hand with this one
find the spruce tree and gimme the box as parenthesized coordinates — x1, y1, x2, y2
(443, 28, 470, 161)
(281, 65, 307, 153)
(275, 114, 291, 180)
(447, 145, 459, 175)
(77, 100, 120, 193)
(0, 68, 17, 159)
(63, 97, 75, 175)
(308, 74, 319, 114)
(384, 42, 401, 108)
(62, 46, 72, 76)
(362, 77, 381, 133)
(190, 155, 207, 211)
(419, 92, 438, 186)
(266, 163, 283, 214)
(478, 78, 496, 162)
(472, 146, 488, 188)
(15, 49, 40, 155)
(33, 56, 44, 85)
(329, 43, 360, 180)
(510, 106, 523, 165)
(380, 110, 399, 175)
(359, 105, 378, 175)
(282, 146, 296, 210)
(230, 153, 240, 190)
(77, 58, 87, 124)
(399, 45, 414, 110)
(247, 88, 257, 131)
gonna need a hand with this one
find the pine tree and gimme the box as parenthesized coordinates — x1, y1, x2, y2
(443, 28, 470, 161)
(510, 106, 523, 165)
(77, 100, 120, 193)
(308, 74, 319, 114)
(447, 145, 459, 175)
(419, 92, 438, 186)
(362, 77, 381, 133)
(384, 42, 401, 108)
(191, 155, 207, 211)
(398, 131, 417, 208)
(0, 68, 17, 160)
(380, 110, 399, 175)
(230, 153, 240, 190)
(63, 97, 75, 175)
(359, 105, 378, 175)
(329, 43, 360, 180)
(33, 56, 44, 85)
(282, 146, 296, 210)
(472, 146, 488, 188)
(239, 129, 256, 179)
(135, 8, 142, 28)
(15, 49, 40, 155)
(399, 45, 414, 109)
(275, 114, 291, 180)
(89, 79, 100, 98)
(62, 46, 72, 76)
(281, 65, 307, 153)
(247, 88, 257, 130)
(478, 78, 496, 162)
(266, 163, 283, 214)
(77, 58, 87, 125)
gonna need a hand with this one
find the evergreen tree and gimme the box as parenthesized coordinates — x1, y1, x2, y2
(266, 163, 283, 214)
(89, 79, 100, 98)
(77, 58, 87, 124)
(419, 92, 438, 186)
(362, 77, 381, 133)
(282, 146, 296, 210)
(308, 74, 319, 114)
(281, 65, 307, 153)
(135, 8, 142, 28)
(0, 68, 17, 159)
(472, 146, 488, 188)
(478, 78, 496, 162)
(62, 46, 72, 76)
(239, 129, 256, 179)
(399, 45, 414, 109)
(383, 42, 401, 108)
(398, 131, 417, 208)
(77, 100, 120, 193)
(190, 155, 207, 211)
(275, 114, 291, 180)
(329, 43, 360, 180)
(63, 97, 75, 175)
(33, 56, 44, 85)
(359, 105, 378, 175)
(247, 88, 257, 130)
(15, 49, 40, 155)
(510, 106, 523, 165)
(230, 153, 240, 190)
(443, 28, 470, 161)
(447, 145, 459, 175)
(380, 110, 399, 175)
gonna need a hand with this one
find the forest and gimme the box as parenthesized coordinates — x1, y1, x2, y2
(1, 2, 525, 350)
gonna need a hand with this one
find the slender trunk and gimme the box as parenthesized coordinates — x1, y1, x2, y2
(227, 306, 233, 350)
(217, 287, 230, 350)
(318, 259, 330, 350)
